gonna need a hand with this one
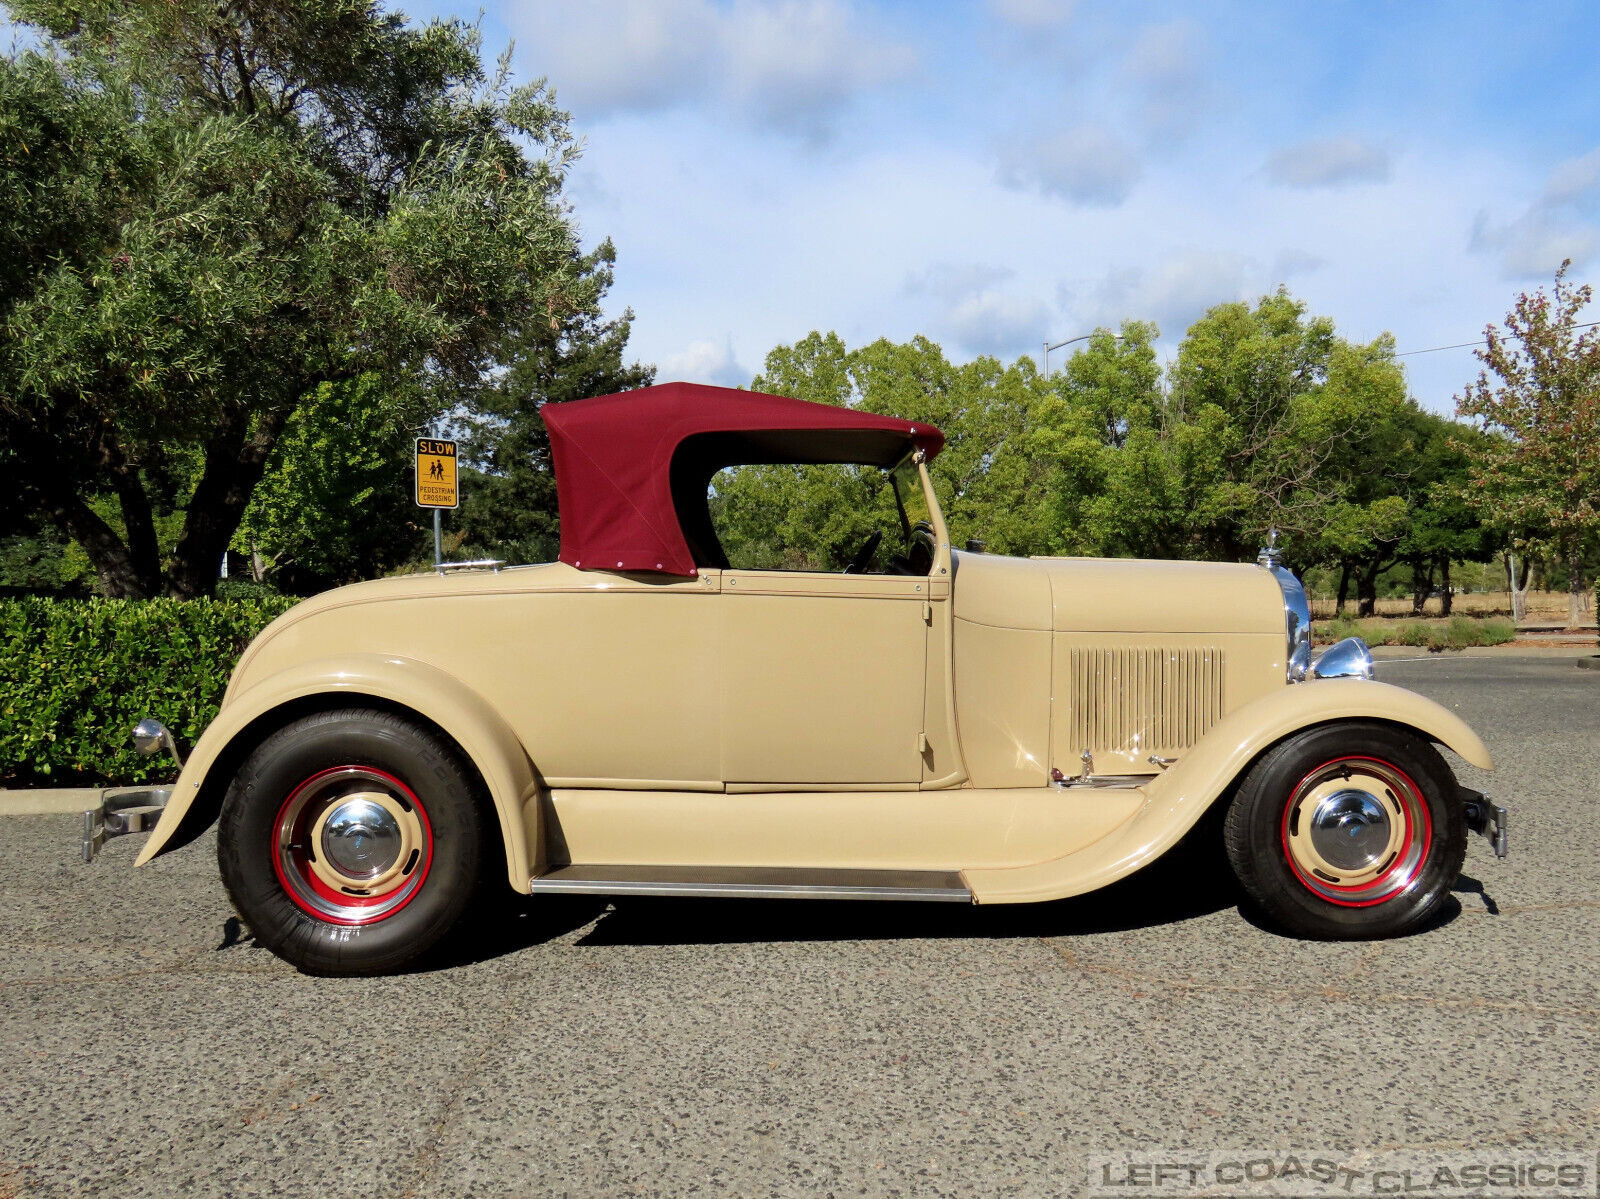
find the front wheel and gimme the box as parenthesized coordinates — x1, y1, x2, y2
(217, 709, 486, 975)
(1223, 722, 1466, 939)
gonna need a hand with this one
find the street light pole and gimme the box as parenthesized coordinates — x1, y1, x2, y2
(1042, 331, 1122, 376)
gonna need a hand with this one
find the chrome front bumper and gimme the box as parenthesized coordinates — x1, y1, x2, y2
(82, 788, 171, 862)
(1461, 788, 1508, 859)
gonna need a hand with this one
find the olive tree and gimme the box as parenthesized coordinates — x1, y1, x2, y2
(0, 0, 584, 597)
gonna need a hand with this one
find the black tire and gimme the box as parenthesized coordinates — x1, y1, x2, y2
(1223, 722, 1466, 939)
(217, 708, 486, 975)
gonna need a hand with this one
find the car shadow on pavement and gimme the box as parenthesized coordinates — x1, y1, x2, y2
(1233, 882, 1473, 940)
(416, 893, 614, 971)
(404, 837, 1481, 969)
(425, 841, 1246, 963)
(574, 868, 1241, 948)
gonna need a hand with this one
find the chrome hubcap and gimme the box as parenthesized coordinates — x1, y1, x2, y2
(1307, 788, 1391, 872)
(320, 797, 403, 880)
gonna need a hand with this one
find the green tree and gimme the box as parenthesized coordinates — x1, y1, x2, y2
(455, 239, 654, 566)
(1165, 289, 1355, 560)
(1038, 298, 1422, 585)
(1032, 322, 1203, 558)
(231, 375, 418, 589)
(714, 332, 1053, 570)
(1393, 416, 1496, 616)
(0, 0, 584, 597)
(1457, 261, 1600, 627)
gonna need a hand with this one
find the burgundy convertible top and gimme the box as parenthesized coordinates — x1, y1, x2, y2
(543, 381, 945, 576)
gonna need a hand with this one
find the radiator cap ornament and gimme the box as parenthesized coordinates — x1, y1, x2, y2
(1256, 526, 1282, 568)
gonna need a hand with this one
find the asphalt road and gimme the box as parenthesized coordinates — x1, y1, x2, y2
(2, 657, 1597, 1198)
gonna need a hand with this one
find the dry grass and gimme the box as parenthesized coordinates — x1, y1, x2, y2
(1313, 614, 1518, 651)
(1308, 589, 1583, 622)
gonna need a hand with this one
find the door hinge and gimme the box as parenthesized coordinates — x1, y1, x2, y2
(917, 732, 929, 753)
(923, 599, 933, 624)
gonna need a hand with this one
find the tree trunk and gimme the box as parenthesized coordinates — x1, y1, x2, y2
(1409, 557, 1434, 616)
(1357, 561, 1379, 617)
(1336, 562, 1351, 616)
(1568, 541, 1586, 631)
(36, 486, 157, 598)
(1439, 557, 1453, 616)
(165, 404, 292, 599)
(15, 421, 161, 598)
(1506, 551, 1528, 623)
(106, 450, 162, 593)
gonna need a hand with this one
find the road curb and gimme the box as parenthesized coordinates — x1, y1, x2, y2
(0, 788, 103, 816)
(0, 787, 159, 817)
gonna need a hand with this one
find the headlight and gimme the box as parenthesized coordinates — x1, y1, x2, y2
(1260, 560, 1312, 682)
(1312, 635, 1374, 680)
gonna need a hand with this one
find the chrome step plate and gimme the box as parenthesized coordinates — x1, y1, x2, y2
(527, 863, 973, 903)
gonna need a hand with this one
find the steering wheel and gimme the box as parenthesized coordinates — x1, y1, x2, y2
(842, 530, 883, 574)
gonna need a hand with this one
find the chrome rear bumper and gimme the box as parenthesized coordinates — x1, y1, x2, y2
(82, 788, 171, 862)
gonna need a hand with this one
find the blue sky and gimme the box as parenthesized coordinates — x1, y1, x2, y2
(14, 1, 1600, 411)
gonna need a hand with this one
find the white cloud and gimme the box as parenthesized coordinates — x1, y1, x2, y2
(1470, 147, 1600, 278)
(945, 288, 1052, 358)
(1543, 147, 1600, 206)
(904, 262, 1015, 301)
(1266, 135, 1392, 188)
(1471, 209, 1600, 279)
(518, 1, 915, 137)
(997, 125, 1142, 207)
(1123, 20, 1211, 144)
(985, 0, 1076, 29)
(722, 2, 916, 137)
(661, 336, 751, 388)
(1273, 249, 1327, 279)
(903, 263, 1049, 357)
(1071, 250, 1260, 342)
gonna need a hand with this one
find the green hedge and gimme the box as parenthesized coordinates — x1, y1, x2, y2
(0, 595, 298, 786)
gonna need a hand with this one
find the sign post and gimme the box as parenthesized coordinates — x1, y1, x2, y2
(415, 438, 459, 567)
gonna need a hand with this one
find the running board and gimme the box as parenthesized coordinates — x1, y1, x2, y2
(527, 864, 973, 903)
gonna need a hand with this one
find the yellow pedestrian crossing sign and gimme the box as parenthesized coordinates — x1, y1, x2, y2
(415, 438, 458, 509)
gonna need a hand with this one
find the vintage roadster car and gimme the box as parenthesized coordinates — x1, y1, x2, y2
(107, 382, 1506, 975)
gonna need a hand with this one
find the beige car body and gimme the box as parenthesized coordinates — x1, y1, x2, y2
(136, 463, 1491, 903)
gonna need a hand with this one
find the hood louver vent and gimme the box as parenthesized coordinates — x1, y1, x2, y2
(1063, 647, 1225, 770)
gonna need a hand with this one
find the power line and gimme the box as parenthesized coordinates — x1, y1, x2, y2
(1396, 320, 1600, 357)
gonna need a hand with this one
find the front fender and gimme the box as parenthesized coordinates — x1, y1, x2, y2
(963, 679, 1492, 904)
(133, 653, 541, 893)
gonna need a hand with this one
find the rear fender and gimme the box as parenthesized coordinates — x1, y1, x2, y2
(963, 679, 1492, 904)
(133, 653, 541, 893)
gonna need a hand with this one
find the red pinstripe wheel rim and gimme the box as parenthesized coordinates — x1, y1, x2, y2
(1279, 755, 1433, 908)
(271, 766, 434, 926)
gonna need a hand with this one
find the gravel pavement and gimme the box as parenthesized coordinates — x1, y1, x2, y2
(1, 657, 1596, 1197)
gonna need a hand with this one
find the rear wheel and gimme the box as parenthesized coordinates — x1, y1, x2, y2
(217, 709, 486, 975)
(1223, 722, 1466, 939)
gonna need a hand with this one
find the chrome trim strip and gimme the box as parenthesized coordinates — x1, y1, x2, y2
(1260, 561, 1312, 682)
(528, 864, 973, 903)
